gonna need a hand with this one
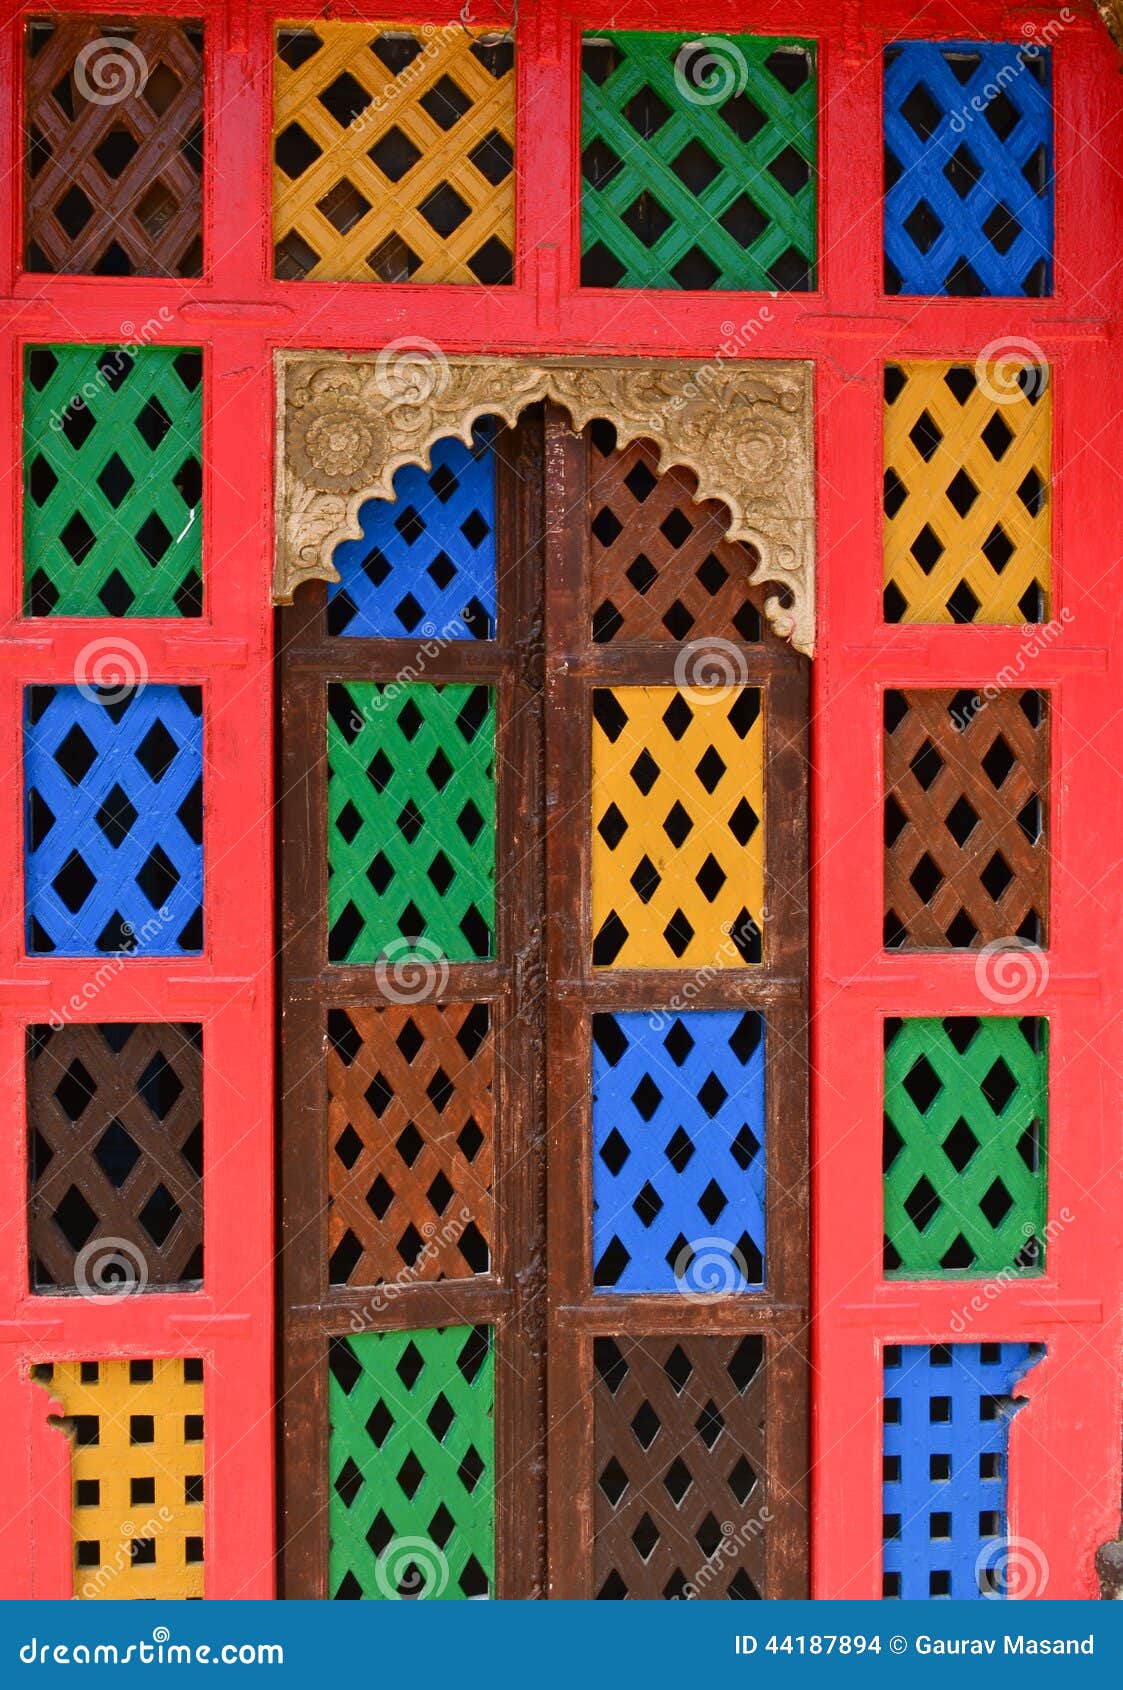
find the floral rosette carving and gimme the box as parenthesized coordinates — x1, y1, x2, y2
(288, 368, 388, 495)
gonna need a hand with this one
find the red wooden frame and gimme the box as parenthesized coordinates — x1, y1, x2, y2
(0, 0, 277, 1599)
(0, 0, 1118, 1600)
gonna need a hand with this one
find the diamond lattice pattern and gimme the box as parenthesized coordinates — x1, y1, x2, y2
(591, 687, 764, 968)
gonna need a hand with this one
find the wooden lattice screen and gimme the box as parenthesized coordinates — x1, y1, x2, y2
(278, 407, 810, 1598)
(2, 0, 1122, 1607)
(278, 415, 547, 1598)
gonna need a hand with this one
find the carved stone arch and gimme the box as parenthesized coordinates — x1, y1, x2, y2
(274, 351, 817, 654)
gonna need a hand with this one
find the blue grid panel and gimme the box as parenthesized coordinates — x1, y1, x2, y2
(883, 1341, 1044, 1599)
(328, 426, 497, 639)
(884, 42, 1053, 297)
(591, 1010, 766, 1294)
(25, 684, 203, 956)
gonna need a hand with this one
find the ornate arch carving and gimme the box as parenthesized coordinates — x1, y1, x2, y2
(1098, 1, 1123, 49)
(274, 350, 817, 654)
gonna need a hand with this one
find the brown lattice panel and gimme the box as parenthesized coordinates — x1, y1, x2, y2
(327, 1004, 493, 1287)
(593, 1334, 770, 1599)
(273, 24, 514, 283)
(25, 18, 204, 277)
(884, 689, 1049, 950)
(588, 422, 765, 644)
(27, 1023, 204, 1291)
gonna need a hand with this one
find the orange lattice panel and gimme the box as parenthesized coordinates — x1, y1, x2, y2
(273, 23, 514, 283)
(591, 686, 765, 969)
(884, 361, 1051, 624)
(34, 1357, 205, 1600)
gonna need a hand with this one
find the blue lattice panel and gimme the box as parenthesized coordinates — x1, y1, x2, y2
(591, 1010, 766, 1293)
(25, 685, 203, 956)
(884, 43, 1053, 296)
(883, 1341, 1043, 1598)
(328, 428, 497, 639)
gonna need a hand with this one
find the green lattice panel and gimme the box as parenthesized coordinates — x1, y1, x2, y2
(328, 1325, 495, 1600)
(24, 345, 203, 617)
(581, 32, 817, 290)
(884, 1017, 1048, 1278)
(327, 684, 495, 964)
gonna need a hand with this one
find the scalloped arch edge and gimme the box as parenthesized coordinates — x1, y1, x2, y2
(274, 351, 816, 656)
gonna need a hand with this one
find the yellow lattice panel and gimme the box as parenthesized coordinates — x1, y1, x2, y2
(591, 687, 764, 969)
(273, 23, 515, 283)
(35, 1357, 205, 1600)
(884, 361, 1051, 624)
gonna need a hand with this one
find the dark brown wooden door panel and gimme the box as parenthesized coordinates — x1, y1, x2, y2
(278, 403, 809, 1599)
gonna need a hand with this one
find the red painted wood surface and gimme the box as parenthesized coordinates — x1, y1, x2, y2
(0, 0, 1117, 1600)
(0, 0, 276, 1600)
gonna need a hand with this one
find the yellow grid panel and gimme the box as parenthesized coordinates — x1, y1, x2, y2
(884, 361, 1051, 624)
(273, 23, 515, 283)
(35, 1357, 204, 1600)
(591, 687, 764, 969)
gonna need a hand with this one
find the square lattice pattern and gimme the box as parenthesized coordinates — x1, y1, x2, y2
(884, 42, 1053, 297)
(273, 25, 514, 283)
(883, 1342, 1043, 1598)
(25, 684, 204, 957)
(883, 688, 1049, 950)
(884, 362, 1051, 625)
(581, 32, 816, 289)
(329, 427, 496, 638)
(588, 422, 764, 643)
(327, 1004, 492, 1287)
(592, 1010, 765, 1292)
(591, 687, 764, 968)
(24, 345, 203, 618)
(327, 683, 495, 964)
(594, 1334, 768, 1598)
(34, 1357, 205, 1600)
(25, 18, 204, 276)
(328, 1326, 494, 1599)
(28, 1022, 203, 1293)
(884, 1017, 1047, 1277)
